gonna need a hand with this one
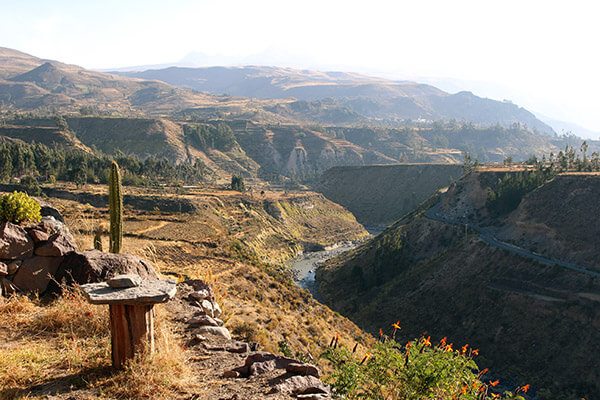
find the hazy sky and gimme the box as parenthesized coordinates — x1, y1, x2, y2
(1, 0, 599, 134)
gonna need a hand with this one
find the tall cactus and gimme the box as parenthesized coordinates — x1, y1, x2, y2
(109, 161, 123, 254)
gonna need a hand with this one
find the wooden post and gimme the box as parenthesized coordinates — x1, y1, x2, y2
(109, 304, 155, 368)
(81, 277, 176, 369)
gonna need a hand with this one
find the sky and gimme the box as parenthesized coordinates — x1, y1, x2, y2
(1, 0, 599, 135)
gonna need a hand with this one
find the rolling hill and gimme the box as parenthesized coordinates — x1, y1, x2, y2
(119, 65, 556, 133)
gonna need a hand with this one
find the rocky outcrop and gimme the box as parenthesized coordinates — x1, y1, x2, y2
(0, 211, 158, 296)
(318, 163, 464, 226)
(0, 217, 73, 294)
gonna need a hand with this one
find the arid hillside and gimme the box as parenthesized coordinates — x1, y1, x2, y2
(317, 171, 600, 400)
(0, 183, 370, 399)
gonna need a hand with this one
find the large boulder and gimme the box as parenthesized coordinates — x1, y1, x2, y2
(12, 256, 63, 293)
(0, 222, 34, 260)
(53, 250, 158, 287)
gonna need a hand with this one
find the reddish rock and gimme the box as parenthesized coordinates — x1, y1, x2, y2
(28, 229, 50, 243)
(12, 256, 63, 293)
(53, 250, 158, 288)
(34, 232, 77, 257)
(0, 222, 34, 260)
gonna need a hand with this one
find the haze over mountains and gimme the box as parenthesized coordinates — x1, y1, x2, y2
(118, 65, 555, 134)
(0, 46, 558, 136)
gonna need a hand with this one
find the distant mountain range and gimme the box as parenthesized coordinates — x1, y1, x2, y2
(117, 65, 555, 134)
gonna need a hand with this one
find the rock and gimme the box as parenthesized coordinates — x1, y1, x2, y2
(206, 341, 251, 354)
(81, 280, 177, 305)
(28, 229, 50, 243)
(37, 201, 65, 223)
(196, 326, 231, 340)
(222, 370, 240, 378)
(34, 232, 77, 257)
(53, 250, 158, 288)
(12, 256, 63, 293)
(199, 299, 222, 318)
(286, 362, 321, 378)
(36, 216, 70, 236)
(250, 360, 277, 375)
(188, 315, 221, 327)
(296, 394, 330, 399)
(189, 289, 211, 301)
(226, 341, 250, 353)
(107, 274, 142, 288)
(0, 262, 7, 276)
(234, 352, 300, 377)
(0, 222, 34, 260)
(6, 260, 21, 275)
(272, 375, 329, 395)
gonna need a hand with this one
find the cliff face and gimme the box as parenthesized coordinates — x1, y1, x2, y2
(317, 171, 600, 399)
(318, 164, 464, 226)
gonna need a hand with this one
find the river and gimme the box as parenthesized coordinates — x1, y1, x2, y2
(289, 242, 359, 296)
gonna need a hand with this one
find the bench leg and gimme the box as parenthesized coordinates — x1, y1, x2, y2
(109, 304, 155, 368)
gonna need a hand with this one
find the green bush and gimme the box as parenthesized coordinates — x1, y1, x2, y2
(0, 191, 42, 224)
(323, 331, 531, 400)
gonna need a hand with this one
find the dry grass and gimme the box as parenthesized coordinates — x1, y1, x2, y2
(0, 290, 198, 400)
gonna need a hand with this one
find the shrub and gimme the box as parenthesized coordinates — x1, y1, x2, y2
(231, 175, 246, 192)
(0, 191, 42, 224)
(323, 329, 531, 400)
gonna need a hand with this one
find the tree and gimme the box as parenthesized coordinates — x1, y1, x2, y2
(231, 175, 246, 192)
(19, 175, 41, 196)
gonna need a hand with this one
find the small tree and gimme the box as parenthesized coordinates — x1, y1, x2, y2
(231, 175, 246, 192)
(19, 175, 41, 196)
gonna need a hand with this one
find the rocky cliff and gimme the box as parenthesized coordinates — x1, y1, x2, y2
(318, 164, 464, 226)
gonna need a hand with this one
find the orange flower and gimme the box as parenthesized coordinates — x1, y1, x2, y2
(422, 336, 431, 347)
(440, 336, 447, 347)
(379, 328, 384, 337)
(472, 348, 479, 356)
(460, 385, 468, 394)
(489, 380, 500, 387)
(520, 384, 530, 393)
(445, 343, 453, 352)
(405, 341, 412, 351)
(392, 320, 401, 330)
(461, 344, 469, 354)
